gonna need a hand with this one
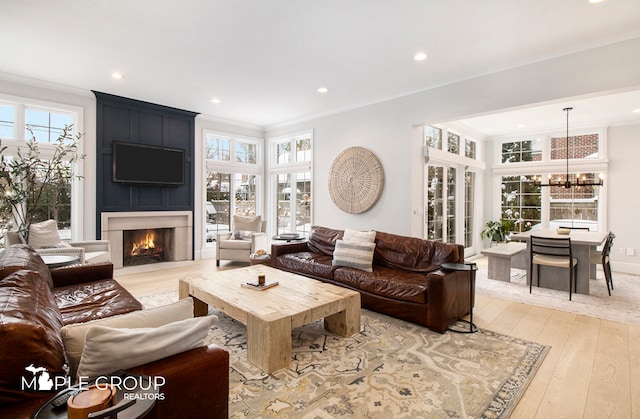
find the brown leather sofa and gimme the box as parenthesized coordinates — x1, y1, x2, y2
(271, 226, 472, 333)
(0, 244, 229, 418)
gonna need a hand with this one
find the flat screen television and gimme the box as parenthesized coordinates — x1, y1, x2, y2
(112, 141, 185, 185)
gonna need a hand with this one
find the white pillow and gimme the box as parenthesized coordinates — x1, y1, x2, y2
(332, 239, 376, 272)
(28, 219, 62, 248)
(61, 298, 197, 378)
(233, 215, 261, 233)
(76, 316, 213, 380)
(343, 228, 376, 243)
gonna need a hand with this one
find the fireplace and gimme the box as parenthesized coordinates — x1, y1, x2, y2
(123, 228, 173, 266)
(101, 211, 193, 269)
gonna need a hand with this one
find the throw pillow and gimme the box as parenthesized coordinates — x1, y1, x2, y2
(332, 239, 376, 272)
(61, 297, 200, 378)
(28, 219, 62, 249)
(343, 228, 376, 243)
(233, 230, 253, 240)
(233, 215, 262, 233)
(76, 316, 213, 380)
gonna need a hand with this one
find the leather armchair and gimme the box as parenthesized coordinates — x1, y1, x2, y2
(216, 215, 268, 266)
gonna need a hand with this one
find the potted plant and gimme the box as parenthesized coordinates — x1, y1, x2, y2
(480, 219, 510, 244)
(0, 126, 84, 243)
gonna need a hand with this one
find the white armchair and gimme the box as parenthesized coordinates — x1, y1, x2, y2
(216, 215, 268, 266)
(5, 220, 111, 264)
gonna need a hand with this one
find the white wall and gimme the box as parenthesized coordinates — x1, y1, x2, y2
(607, 124, 640, 274)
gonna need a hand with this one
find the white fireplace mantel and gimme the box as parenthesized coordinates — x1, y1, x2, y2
(101, 211, 193, 269)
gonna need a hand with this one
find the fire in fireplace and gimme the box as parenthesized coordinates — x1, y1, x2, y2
(123, 228, 172, 266)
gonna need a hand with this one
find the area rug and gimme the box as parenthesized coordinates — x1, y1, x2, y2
(139, 291, 548, 419)
(472, 256, 640, 327)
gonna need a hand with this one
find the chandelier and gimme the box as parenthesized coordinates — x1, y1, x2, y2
(534, 107, 603, 188)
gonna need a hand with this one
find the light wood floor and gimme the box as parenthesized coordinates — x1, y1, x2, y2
(115, 259, 640, 418)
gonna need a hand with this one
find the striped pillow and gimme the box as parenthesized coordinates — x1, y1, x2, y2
(332, 239, 376, 272)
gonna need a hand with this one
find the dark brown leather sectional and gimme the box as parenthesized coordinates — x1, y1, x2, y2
(0, 244, 229, 418)
(271, 226, 473, 333)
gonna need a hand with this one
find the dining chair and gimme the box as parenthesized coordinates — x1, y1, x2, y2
(590, 232, 615, 296)
(529, 236, 578, 300)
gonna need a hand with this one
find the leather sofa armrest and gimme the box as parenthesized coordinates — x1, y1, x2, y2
(50, 262, 115, 288)
(270, 241, 309, 258)
(425, 269, 460, 333)
(127, 343, 229, 419)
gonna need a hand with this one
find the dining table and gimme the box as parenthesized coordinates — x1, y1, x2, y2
(510, 228, 607, 295)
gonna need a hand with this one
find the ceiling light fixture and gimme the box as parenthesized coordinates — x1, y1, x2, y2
(317, 87, 329, 94)
(111, 72, 124, 80)
(633, 108, 640, 113)
(414, 52, 427, 61)
(211, 98, 221, 104)
(534, 107, 603, 188)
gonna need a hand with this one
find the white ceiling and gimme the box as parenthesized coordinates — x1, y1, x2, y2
(2, 0, 640, 132)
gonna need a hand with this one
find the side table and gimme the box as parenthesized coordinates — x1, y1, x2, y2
(441, 262, 478, 334)
(272, 234, 304, 242)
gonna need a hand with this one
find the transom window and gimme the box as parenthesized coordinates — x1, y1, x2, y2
(424, 125, 442, 149)
(501, 139, 542, 163)
(550, 133, 599, 160)
(25, 108, 74, 143)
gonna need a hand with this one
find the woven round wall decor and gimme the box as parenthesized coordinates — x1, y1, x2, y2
(328, 146, 384, 214)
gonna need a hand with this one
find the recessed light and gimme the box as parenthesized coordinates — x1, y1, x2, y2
(589, 0, 604, 3)
(633, 108, 640, 113)
(317, 87, 329, 94)
(414, 52, 427, 61)
(517, 124, 525, 129)
(211, 98, 221, 104)
(111, 72, 124, 80)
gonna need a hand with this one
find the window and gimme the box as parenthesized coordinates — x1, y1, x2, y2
(446, 167, 456, 243)
(464, 171, 475, 247)
(465, 138, 477, 159)
(501, 175, 541, 232)
(0, 98, 82, 247)
(269, 131, 312, 237)
(551, 133, 599, 160)
(424, 125, 442, 149)
(501, 139, 542, 163)
(447, 132, 460, 154)
(25, 108, 73, 143)
(426, 166, 444, 241)
(205, 136, 231, 161)
(235, 141, 257, 164)
(549, 172, 599, 228)
(424, 124, 482, 254)
(496, 129, 605, 233)
(203, 132, 262, 247)
(0, 104, 14, 138)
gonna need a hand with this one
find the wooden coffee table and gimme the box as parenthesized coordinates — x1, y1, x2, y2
(178, 265, 361, 373)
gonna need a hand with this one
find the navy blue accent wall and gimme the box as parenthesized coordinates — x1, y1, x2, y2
(94, 92, 198, 246)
